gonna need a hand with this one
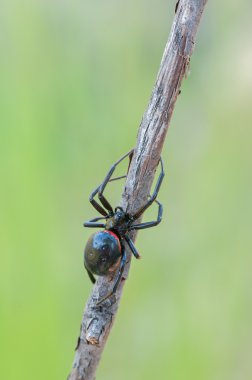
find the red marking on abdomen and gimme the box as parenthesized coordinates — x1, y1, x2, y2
(104, 230, 121, 251)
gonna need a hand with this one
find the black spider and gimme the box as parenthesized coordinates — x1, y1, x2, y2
(83, 149, 164, 305)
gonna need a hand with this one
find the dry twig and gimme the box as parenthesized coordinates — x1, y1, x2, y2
(68, 1, 208, 379)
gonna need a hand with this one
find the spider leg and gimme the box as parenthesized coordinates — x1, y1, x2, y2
(88, 149, 134, 216)
(96, 244, 127, 305)
(108, 175, 127, 182)
(89, 184, 108, 217)
(83, 216, 106, 228)
(124, 234, 141, 259)
(98, 149, 134, 213)
(129, 199, 163, 230)
(84, 263, 96, 284)
(131, 157, 164, 221)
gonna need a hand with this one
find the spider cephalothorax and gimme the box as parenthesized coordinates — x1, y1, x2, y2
(83, 150, 164, 305)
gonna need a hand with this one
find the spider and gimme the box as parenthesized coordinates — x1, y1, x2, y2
(83, 149, 164, 305)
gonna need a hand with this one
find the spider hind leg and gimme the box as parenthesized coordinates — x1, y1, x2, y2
(96, 244, 127, 305)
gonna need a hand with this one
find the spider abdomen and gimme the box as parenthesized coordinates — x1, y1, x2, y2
(84, 230, 122, 276)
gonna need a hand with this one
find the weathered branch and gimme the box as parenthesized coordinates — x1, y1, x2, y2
(68, 1, 208, 379)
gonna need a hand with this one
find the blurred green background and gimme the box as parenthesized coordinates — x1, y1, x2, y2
(1, 1, 252, 379)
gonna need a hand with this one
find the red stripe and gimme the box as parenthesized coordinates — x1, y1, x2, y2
(104, 230, 121, 251)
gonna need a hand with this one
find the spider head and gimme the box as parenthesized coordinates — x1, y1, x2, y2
(114, 207, 125, 223)
(105, 207, 127, 230)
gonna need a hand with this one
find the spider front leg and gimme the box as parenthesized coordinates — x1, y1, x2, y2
(129, 199, 163, 231)
(89, 185, 108, 217)
(97, 149, 133, 213)
(88, 149, 134, 216)
(131, 157, 164, 221)
(97, 244, 127, 305)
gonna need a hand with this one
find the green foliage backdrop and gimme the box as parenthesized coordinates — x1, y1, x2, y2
(1, 1, 252, 379)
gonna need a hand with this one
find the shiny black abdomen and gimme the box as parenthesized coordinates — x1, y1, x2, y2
(84, 230, 122, 276)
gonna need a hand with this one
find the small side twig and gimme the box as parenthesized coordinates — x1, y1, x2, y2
(68, 1, 208, 379)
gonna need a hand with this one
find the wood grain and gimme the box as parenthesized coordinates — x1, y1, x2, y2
(68, 1, 208, 379)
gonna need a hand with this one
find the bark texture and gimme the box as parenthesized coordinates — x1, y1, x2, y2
(68, 1, 208, 379)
